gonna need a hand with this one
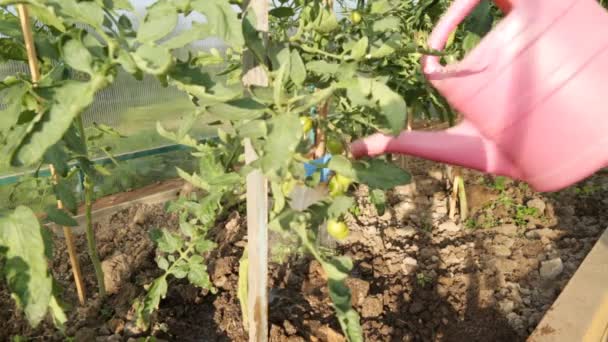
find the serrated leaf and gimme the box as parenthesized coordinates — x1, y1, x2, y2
(132, 44, 172, 75)
(194, 238, 216, 254)
(191, 0, 244, 48)
(0, 206, 58, 328)
(136, 276, 168, 329)
(205, 98, 266, 121)
(42, 143, 69, 177)
(372, 16, 400, 32)
(261, 113, 302, 175)
(236, 119, 266, 139)
(289, 50, 306, 86)
(149, 228, 183, 253)
(188, 259, 213, 289)
(179, 221, 194, 238)
(269, 7, 294, 18)
(137, 1, 178, 43)
(350, 37, 368, 61)
(371, 0, 391, 14)
(54, 179, 77, 214)
(0, 38, 27, 62)
(14, 79, 106, 166)
(313, 8, 338, 33)
(328, 196, 354, 219)
(170, 259, 189, 279)
(63, 39, 94, 75)
(156, 256, 169, 271)
(306, 60, 339, 78)
(162, 22, 209, 49)
(45, 207, 77, 227)
(328, 156, 411, 190)
(370, 189, 386, 215)
(346, 77, 406, 135)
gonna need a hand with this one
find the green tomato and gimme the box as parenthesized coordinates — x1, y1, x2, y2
(300, 116, 313, 133)
(326, 137, 344, 155)
(351, 11, 362, 25)
(327, 219, 349, 240)
(329, 174, 353, 197)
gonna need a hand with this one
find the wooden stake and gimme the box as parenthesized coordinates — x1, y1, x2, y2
(17, 4, 87, 305)
(242, 0, 269, 340)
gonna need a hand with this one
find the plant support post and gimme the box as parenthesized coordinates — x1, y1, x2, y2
(16, 4, 87, 305)
(242, 0, 269, 340)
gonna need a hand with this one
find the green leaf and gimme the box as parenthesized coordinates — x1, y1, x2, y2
(194, 238, 217, 254)
(350, 37, 368, 61)
(0, 38, 27, 62)
(328, 196, 354, 219)
(188, 259, 213, 289)
(346, 77, 406, 135)
(269, 7, 294, 18)
(371, 0, 391, 14)
(132, 44, 173, 75)
(271, 181, 285, 214)
(0, 206, 59, 328)
(162, 22, 209, 49)
(137, 1, 178, 43)
(45, 207, 77, 227)
(136, 276, 168, 329)
(53, 179, 77, 214)
(156, 256, 169, 271)
(14, 78, 107, 166)
(242, 9, 266, 64)
(205, 98, 266, 121)
(328, 156, 411, 190)
(313, 8, 338, 33)
(179, 221, 194, 238)
(149, 228, 183, 253)
(169, 259, 189, 279)
(236, 119, 267, 139)
(462, 32, 481, 53)
(42, 143, 69, 177)
(191, 0, 244, 48)
(370, 189, 386, 215)
(306, 60, 340, 77)
(289, 50, 306, 86)
(63, 39, 94, 75)
(261, 113, 302, 175)
(372, 16, 400, 32)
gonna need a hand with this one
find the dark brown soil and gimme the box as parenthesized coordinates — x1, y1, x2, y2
(1, 157, 607, 342)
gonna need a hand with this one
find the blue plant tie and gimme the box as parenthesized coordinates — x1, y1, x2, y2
(304, 153, 332, 183)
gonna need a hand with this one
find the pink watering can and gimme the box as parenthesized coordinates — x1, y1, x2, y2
(351, 0, 608, 192)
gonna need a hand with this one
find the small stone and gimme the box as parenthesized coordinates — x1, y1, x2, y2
(361, 296, 384, 318)
(346, 278, 370, 306)
(495, 224, 519, 237)
(493, 245, 512, 257)
(540, 258, 564, 280)
(525, 228, 563, 240)
(74, 327, 96, 342)
(98, 325, 111, 336)
(437, 285, 449, 297)
(402, 257, 418, 274)
(499, 299, 515, 314)
(284, 320, 297, 335)
(527, 198, 546, 214)
(394, 183, 417, 198)
(438, 221, 460, 233)
(394, 201, 416, 221)
(409, 301, 425, 314)
(124, 321, 144, 337)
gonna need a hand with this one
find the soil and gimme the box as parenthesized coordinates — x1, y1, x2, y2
(1, 157, 607, 342)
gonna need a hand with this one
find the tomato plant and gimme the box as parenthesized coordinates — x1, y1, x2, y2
(0, 0, 516, 340)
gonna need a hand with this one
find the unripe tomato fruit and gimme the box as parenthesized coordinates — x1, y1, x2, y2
(329, 174, 353, 197)
(326, 137, 344, 155)
(300, 116, 313, 133)
(351, 11, 362, 25)
(327, 219, 349, 240)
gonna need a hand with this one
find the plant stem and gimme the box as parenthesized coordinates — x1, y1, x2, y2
(76, 115, 106, 298)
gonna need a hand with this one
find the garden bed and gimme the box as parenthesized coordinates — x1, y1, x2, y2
(2, 158, 607, 342)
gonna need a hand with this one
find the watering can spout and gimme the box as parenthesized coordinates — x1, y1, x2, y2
(350, 120, 522, 179)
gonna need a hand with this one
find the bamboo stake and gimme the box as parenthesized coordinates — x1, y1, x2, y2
(17, 4, 87, 305)
(242, 0, 269, 340)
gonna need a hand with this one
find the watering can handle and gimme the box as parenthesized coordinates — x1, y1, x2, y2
(421, 0, 513, 75)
